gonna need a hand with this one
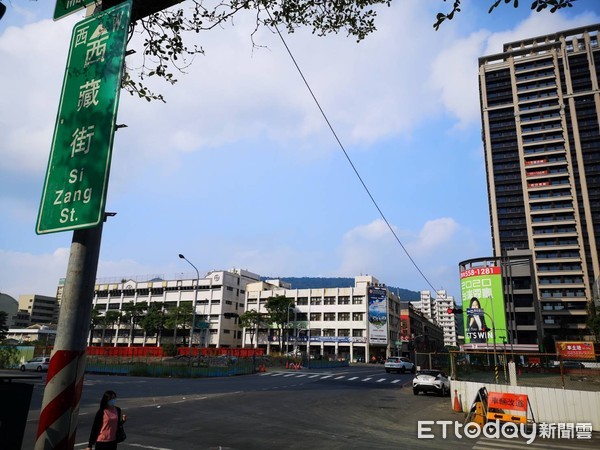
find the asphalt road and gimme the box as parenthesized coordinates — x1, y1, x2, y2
(7, 365, 600, 449)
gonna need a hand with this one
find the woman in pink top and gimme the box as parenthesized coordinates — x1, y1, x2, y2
(86, 390, 126, 450)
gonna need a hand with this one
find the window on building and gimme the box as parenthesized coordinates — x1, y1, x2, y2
(324, 313, 335, 321)
(324, 297, 335, 305)
(352, 296, 364, 305)
(338, 329, 350, 337)
(311, 297, 322, 305)
(296, 297, 308, 305)
(338, 312, 350, 321)
(310, 313, 322, 321)
(352, 329, 364, 337)
(352, 312, 364, 321)
(323, 329, 335, 337)
(338, 296, 350, 305)
(311, 328, 321, 336)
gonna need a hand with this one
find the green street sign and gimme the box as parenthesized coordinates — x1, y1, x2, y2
(37, 1, 132, 234)
(54, 0, 96, 21)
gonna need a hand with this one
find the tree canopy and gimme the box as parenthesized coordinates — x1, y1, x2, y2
(118, 0, 579, 102)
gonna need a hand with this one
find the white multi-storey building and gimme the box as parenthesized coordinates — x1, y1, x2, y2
(433, 290, 459, 348)
(60, 268, 261, 348)
(413, 290, 459, 348)
(243, 275, 402, 362)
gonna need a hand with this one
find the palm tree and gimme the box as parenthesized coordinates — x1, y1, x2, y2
(103, 310, 122, 347)
(164, 304, 193, 347)
(240, 309, 263, 347)
(121, 301, 148, 346)
(265, 295, 295, 353)
(89, 309, 103, 347)
(139, 302, 165, 346)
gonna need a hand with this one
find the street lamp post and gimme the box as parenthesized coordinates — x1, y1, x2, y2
(286, 301, 295, 355)
(481, 310, 499, 383)
(178, 254, 199, 349)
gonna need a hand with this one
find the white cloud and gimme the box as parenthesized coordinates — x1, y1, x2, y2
(429, 10, 600, 128)
(336, 218, 470, 295)
(0, 248, 70, 299)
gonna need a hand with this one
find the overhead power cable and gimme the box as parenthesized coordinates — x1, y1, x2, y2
(267, 12, 440, 294)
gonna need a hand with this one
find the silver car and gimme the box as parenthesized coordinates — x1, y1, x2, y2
(384, 356, 415, 373)
(20, 356, 50, 372)
(412, 369, 450, 396)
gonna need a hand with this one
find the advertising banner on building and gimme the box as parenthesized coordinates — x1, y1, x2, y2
(460, 266, 507, 344)
(556, 341, 595, 360)
(368, 286, 388, 345)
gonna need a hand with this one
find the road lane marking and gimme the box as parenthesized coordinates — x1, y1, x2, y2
(391, 379, 401, 384)
(334, 376, 345, 380)
(320, 375, 332, 379)
(348, 377, 358, 381)
(362, 377, 372, 381)
(376, 378, 386, 383)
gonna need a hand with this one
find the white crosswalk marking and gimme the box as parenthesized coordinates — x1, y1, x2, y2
(260, 371, 408, 387)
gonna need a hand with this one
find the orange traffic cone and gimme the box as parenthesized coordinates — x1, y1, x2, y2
(285, 361, 289, 369)
(453, 390, 462, 412)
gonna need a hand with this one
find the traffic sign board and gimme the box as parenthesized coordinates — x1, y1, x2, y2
(54, 0, 95, 21)
(467, 308, 484, 316)
(37, 1, 132, 234)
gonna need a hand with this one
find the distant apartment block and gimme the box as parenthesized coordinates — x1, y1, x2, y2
(413, 290, 458, 347)
(14, 294, 58, 327)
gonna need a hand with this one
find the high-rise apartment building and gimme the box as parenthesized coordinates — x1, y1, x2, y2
(479, 24, 600, 341)
(413, 290, 459, 347)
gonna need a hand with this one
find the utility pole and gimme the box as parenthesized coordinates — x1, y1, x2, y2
(35, 223, 105, 449)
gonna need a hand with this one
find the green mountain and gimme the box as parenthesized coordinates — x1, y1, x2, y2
(261, 276, 421, 301)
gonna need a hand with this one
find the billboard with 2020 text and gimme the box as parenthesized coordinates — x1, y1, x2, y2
(460, 266, 507, 345)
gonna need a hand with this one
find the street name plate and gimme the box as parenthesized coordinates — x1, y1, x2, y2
(54, 0, 96, 21)
(37, 1, 131, 234)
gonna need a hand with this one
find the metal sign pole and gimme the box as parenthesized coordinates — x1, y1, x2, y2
(35, 223, 104, 450)
(36, 2, 132, 448)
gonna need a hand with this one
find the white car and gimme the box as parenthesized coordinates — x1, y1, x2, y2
(20, 356, 50, 372)
(412, 369, 450, 396)
(384, 356, 415, 373)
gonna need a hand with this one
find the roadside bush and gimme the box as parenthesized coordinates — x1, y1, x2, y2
(162, 343, 177, 357)
(0, 346, 19, 369)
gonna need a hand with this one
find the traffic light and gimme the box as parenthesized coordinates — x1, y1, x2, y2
(447, 307, 463, 314)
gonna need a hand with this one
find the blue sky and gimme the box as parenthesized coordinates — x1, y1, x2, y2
(1, 0, 600, 302)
